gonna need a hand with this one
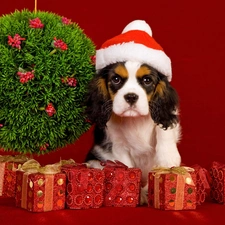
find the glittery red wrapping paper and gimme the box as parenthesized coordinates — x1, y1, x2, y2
(191, 164, 211, 205)
(148, 171, 197, 210)
(209, 161, 225, 204)
(61, 165, 105, 209)
(103, 167, 142, 207)
(0, 162, 22, 198)
(15, 170, 66, 212)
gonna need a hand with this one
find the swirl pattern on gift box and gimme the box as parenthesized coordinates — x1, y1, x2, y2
(61, 165, 105, 209)
(191, 164, 211, 205)
(210, 161, 225, 204)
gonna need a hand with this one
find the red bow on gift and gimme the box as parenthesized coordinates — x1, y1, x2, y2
(61, 163, 87, 169)
(100, 160, 128, 168)
(192, 164, 212, 189)
(212, 161, 225, 169)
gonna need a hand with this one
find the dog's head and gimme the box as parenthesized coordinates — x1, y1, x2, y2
(84, 61, 179, 129)
(85, 20, 179, 129)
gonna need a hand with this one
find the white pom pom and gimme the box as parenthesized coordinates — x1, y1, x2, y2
(122, 20, 153, 36)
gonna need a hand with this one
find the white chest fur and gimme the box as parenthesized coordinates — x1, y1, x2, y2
(106, 114, 156, 173)
(105, 113, 181, 185)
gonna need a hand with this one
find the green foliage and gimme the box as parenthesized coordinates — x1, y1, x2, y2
(0, 9, 96, 155)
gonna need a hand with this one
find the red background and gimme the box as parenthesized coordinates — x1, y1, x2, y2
(0, 0, 225, 224)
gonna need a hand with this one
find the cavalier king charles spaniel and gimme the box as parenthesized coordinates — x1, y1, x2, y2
(84, 20, 181, 204)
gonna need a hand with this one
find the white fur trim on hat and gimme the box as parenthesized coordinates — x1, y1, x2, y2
(96, 42, 172, 81)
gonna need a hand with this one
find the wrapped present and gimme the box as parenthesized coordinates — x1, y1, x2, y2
(191, 164, 211, 205)
(102, 160, 142, 207)
(61, 163, 105, 209)
(0, 155, 29, 197)
(209, 161, 225, 204)
(148, 166, 197, 210)
(16, 159, 66, 212)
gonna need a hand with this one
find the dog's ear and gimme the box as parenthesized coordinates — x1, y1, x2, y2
(150, 73, 179, 129)
(84, 73, 112, 128)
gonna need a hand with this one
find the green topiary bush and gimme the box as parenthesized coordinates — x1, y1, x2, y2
(0, 9, 96, 155)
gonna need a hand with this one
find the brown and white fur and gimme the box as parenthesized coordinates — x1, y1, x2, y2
(84, 61, 181, 204)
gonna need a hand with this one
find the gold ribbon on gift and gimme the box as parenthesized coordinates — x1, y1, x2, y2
(21, 159, 41, 172)
(0, 155, 15, 162)
(151, 166, 195, 210)
(0, 154, 29, 163)
(21, 158, 76, 174)
(58, 158, 76, 166)
(0, 155, 30, 172)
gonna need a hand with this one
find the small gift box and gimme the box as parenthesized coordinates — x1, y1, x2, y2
(209, 161, 225, 204)
(102, 160, 142, 207)
(148, 166, 197, 210)
(16, 159, 66, 212)
(191, 164, 211, 205)
(61, 164, 105, 209)
(0, 155, 29, 197)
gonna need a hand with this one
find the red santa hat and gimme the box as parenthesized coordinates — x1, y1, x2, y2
(95, 20, 172, 81)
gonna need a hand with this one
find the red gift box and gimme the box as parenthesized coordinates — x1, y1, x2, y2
(16, 160, 66, 212)
(148, 167, 197, 210)
(102, 160, 142, 207)
(0, 155, 29, 198)
(191, 164, 211, 205)
(61, 164, 105, 209)
(210, 161, 225, 204)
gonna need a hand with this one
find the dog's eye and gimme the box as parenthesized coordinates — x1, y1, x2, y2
(111, 75, 122, 84)
(142, 76, 152, 85)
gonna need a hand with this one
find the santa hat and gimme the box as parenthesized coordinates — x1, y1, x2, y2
(95, 20, 172, 81)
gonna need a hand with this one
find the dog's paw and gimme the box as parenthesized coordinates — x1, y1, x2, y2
(140, 185, 148, 205)
(154, 150, 181, 168)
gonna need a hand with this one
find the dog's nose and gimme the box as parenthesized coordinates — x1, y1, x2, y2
(124, 93, 139, 105)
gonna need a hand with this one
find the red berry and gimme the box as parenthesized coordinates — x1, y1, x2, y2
(45, 103, 56, 116)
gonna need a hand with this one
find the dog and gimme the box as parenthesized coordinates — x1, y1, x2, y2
(84, 20, 181, 204)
